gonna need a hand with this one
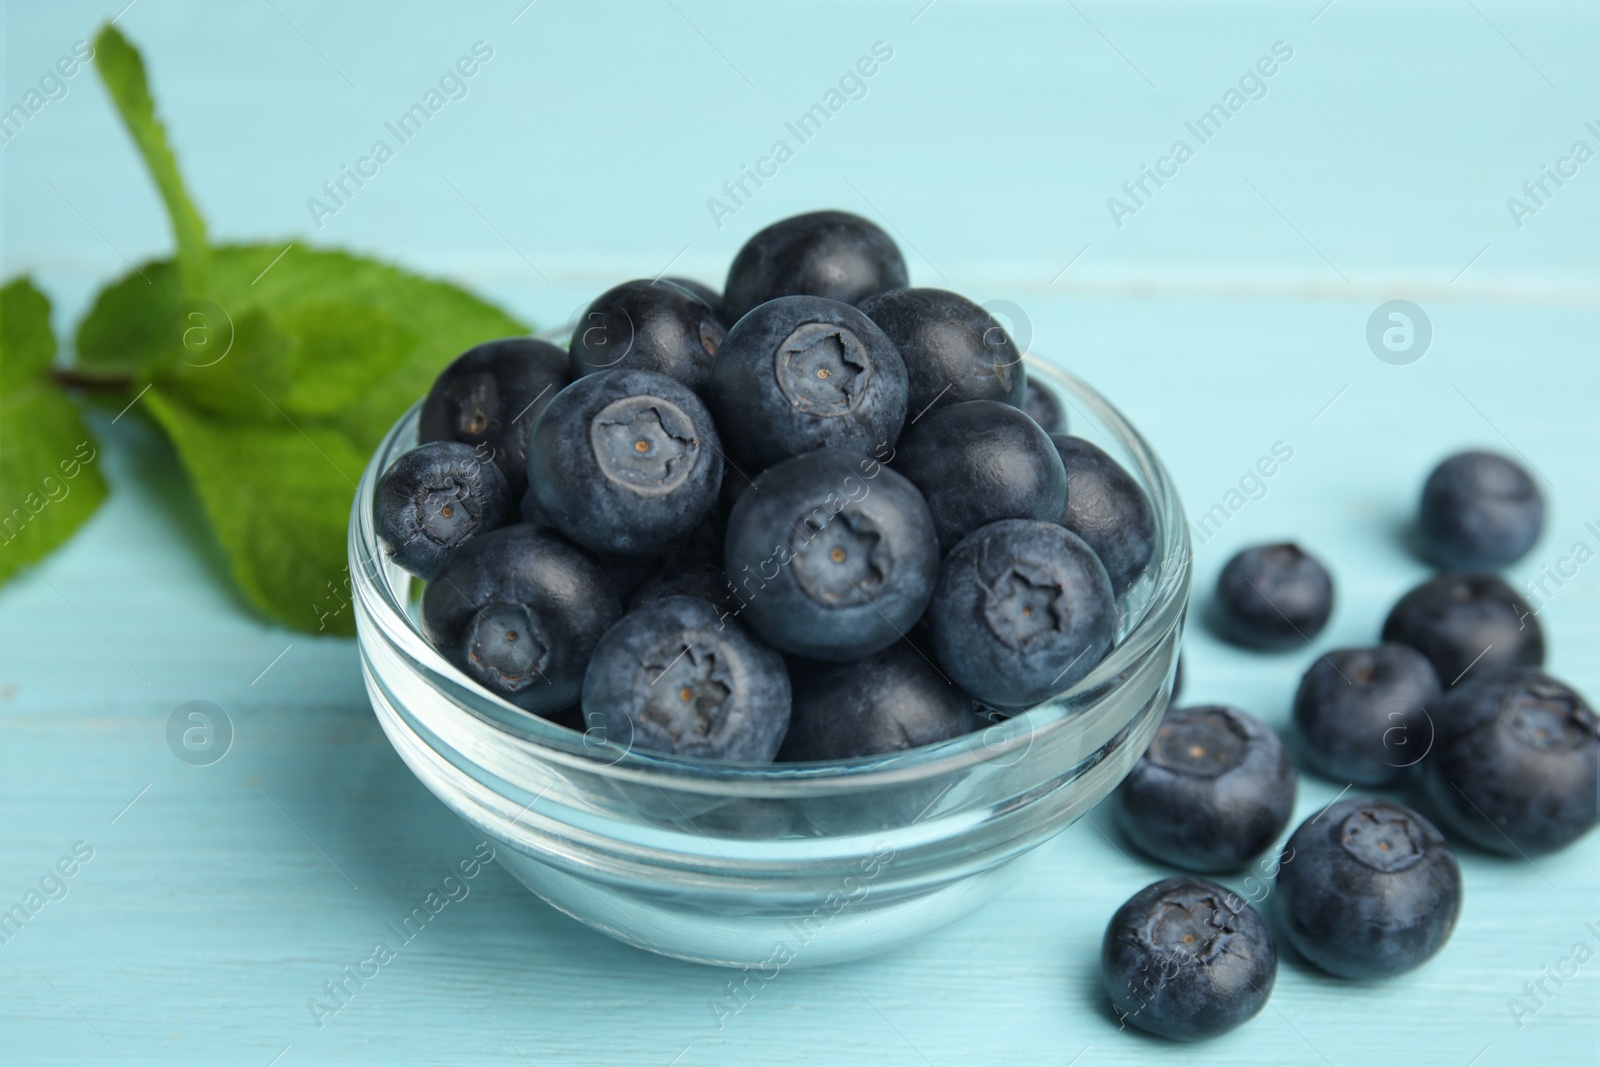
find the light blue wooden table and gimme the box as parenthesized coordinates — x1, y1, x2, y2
(4, 1, 1598, 1063)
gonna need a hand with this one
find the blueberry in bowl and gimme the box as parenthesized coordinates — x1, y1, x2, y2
(1051, 434, 1156, 599)
(375, 440, 513, 579)
(568, 279, 726, 395)
(858, 287, 1027, 416)
(723, 209, 908, 322)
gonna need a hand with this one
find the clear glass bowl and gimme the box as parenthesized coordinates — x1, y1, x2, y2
(348, 358, 1190, 968)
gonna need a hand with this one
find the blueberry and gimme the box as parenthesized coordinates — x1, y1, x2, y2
(1213, 543, 1333, 650)
(924, 519, 1115, 707)
(528, 368, 723, 556)
(1380, 573, 1543, 687)
(581, 595, 791, 761)
(723, 210, 907, 322)
(375, 441, 512, 579)
(569, 279, 727, 395)
(891, 400, 1067, 552)
(1277, 798, 1461, 980)
(419, 337, 569, 498)
(1115, 704, 1296, 872)
(1050, 434, 1155, 598)
(1293, 644, 1440, 786)
(1419, 450, 1543, 569)
(723, 448, 938, 661)
(777, 643, 980, 761)
(1022, 373, 1066, 433)
(708, 295, 908, 472)
(858, 288, 1025, 417)
(1419, 669, 1599, 855)
(1102, 877, 1276, 1041)
(420, 524, 620, 715)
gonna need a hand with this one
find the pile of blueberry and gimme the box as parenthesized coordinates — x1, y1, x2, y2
(1103, 450, 1598, 1041)
(375, 210, 1157, 763)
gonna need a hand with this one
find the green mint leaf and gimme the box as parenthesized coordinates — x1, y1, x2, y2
(1, 278, 108, 585)
(93, 23, 210, 296)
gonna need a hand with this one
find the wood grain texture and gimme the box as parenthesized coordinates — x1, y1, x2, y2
(3, 1, 1598, 1064)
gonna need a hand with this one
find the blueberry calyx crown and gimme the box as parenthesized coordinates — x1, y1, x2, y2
(466, 604, 548, 693)
(1145, 890, 1243, 965)
(1338, 806, 1424, 873)
(1148, 708, 1248, 778)
(982, 562, 1068, 650)
(590, 396, 699, 496)
(791, 510, 887, 605)
(774, 322, 871, 417)
(638, 638, 732, 744)
(1505, 683, 1596, 754)
(412, 481, 476, 546)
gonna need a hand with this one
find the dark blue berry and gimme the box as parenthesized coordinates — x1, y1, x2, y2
(723, 448, 939, 661)
(1022, 373, 1066, 433)
(1102, 877, 1276, 1041)
(419, 337, 569, 498)
(420, 524, 620, 715)
(1115, 704, 1296, 872)
(708, 295, 908, 472)
(375, 441, 511, 579)
(568, 279, 727, 395)
(858, 287, 1025, 418)
(1277, 798, 1461, 979)
(892, 399, 1067, 552)
(1381, 573, 1543, 687)
(1051, 434, 1155, 598)
(1420, 450, 1544, 569)
(1293, 644, 1440, 786)
(528, 368, 723, 557)
(581, 595, 791, 761)
(1213, 543, 1333, 650)
(1419, 669, 1599, 855)
(924, 519, 1115, 707)
(777, 643, 980, 761)
(723, 210, 907, 322)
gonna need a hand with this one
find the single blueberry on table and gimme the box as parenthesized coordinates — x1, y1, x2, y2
(581, 595, 792, 761)
(1102, 877, 1276, 1041)
(777, 642, 981, 761)
(891, 399, 1068, 552)
(858, 287, 1026, 418)
(722, 210, 908, 322)
(528, 368, 723, 557)
(420, 524, 621, 716)
(1022, 373, 1066, 433)
(1050, 434, 1156, 598)
(419, 337, 569, 498)
(708, 295, 908, 472)
(924, 519, 1116, 708)
(1419, 450, 1544, 570)
(723, 448, 939, 661)
(1293, 644, 1441, 787)
(1115, 704, 1296, 872)
(375, 441, 511, 579)
(1276, 798, 1461, 980)
(1419, 669, 1599, 855)
(1213, 543, 1333, 650)
(1381, 572, 1543, 687)
(568, 279, 727, 396)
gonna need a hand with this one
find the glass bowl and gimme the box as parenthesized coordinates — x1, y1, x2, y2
(348, 357, 1190, 968)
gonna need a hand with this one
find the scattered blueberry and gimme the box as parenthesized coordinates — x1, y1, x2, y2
(723, 210, 908, 322)
(1213, 543, 1333, 650)
(1419, 669, 1599, 855)
(420, 524, 620, 716)
(858, 287, 1025, 417)
(569, 279, 727, 396)
(582, 595, 792, 761)
(1277, 798, 1461, 980)
(375, 441, 511, 579)
(1419, 450, 1544, 570)
(891, 399, 1067, 552)
(1102, 877, 1276, 1041)
(1293, 644, 1440, 786)
(1115, 704, 1296, 872)
(1022, 373, 1066, 433)
(708, 294, 908, 472)
(1381, 573, 1543, 687)
(924, 519, 1115, 708)
(1051, 434, 1155, 598)
(528, 368, 723, 557)
(723, 448, 939, 661)
(419, 337, 569, 498)
(778, 643, 980, 761)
